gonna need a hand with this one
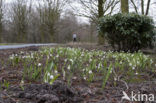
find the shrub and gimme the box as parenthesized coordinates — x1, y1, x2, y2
(99, 13, 156, 52)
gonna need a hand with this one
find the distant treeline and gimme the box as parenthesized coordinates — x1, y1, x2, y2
(0, 0, 97, 43)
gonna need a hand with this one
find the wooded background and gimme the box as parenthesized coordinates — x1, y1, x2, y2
(0, 0, 155, 43)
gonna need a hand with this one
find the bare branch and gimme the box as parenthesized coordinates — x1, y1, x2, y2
(130, 0, 138, 13)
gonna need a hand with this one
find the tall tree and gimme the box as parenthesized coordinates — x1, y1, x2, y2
(130, 0, 152, 15)
(77, 0, 119, 23)
(98, 0, 104, 18)
(37, 0, 70, 43)
(145, 0, 151, 15)
(98, 0, 104, 44)
(10, 0, 28, 43)
(37, 0, 60, 43)
(141, 0, 144, 14)
(0, 0, 3, 42)
(120, 0, 129, 13)
(75, 0, 119, 44)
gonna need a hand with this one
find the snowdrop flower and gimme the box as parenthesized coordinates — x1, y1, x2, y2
(9, 56, 14, 60)
(31, 56, 34, 58)
(64, 59, 67, 62)
(20, 80, 24, 85)
(89, 59, 92, 62)
(129, 63, 132, 66)
(110, 69, 113, 73)
(56, 55, 59, 58)
(38, 63, 42, 67)
(135, 72, 138, 75)
(132, 67, 135, 70)
(70, 59, 73, 63)
(114, 77, 117, 81)
(112, 55, 116, 58)
(81, 53, 84, 56)
(67, 65, 70, 70)
(137, 61, 140, 65)
(73, 76, 77, 80)
(47, 72, 50, 76)
(89, 70, 92, 74)
(20, 51, 24, 54)
(63, 71, 66, 80)
(84, 76, 87, 80)
(55, 70, 58, 74)
(44, 80, 48, 83)
(120, 61, 122, 64)
(50, 75, 54, 79)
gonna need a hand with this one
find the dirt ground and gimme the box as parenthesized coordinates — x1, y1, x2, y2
(0, 45, 156, 103)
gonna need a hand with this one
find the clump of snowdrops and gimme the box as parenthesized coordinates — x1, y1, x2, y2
(8, 47, 156, 88)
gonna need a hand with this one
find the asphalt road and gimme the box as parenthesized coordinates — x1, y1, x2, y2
(0, 43, 57, 50)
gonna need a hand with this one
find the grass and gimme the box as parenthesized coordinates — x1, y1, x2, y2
(5, 47, 156, 89)
(0, 43, 24, 45)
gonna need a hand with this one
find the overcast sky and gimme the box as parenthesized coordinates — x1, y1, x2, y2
(4, 0, 156, 24)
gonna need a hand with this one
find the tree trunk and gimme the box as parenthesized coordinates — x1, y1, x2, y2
(120, 0, 129, 13)
(145, 0, 151, 15)
(98, 0, 105, 45)
(141, 0, 144, 14)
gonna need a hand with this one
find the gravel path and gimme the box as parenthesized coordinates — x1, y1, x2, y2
(0, 43, 57, 50)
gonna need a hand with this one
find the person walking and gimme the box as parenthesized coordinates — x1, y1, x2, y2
(73, 34, 77, 42)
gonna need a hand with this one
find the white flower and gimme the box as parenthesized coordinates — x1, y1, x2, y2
(63, 71, 66, 80)
(64, 59, 67, 62)
(73, 76, 77, 80)
(89, 70, 92, 74)
(50, 75, 54, 79)
(20, 80, 24, 85)
(55, 70, 58, 74)
(9, 56, 14, 60)
(110, 69, 113, 73)
(38, 63, 42, 67)
(135, 72, 138, 75)
(137, 61, 140, 64)
(114, 77, 117, 81)
(129, 63, 132, 66)
(67, 65, 70, 70)
(84, 76, 87, 80)
(47, 73, 50, 76)
(89, 59, 92, 62)
(44, 79, 48, 83)
(56, 55, 59, 58)
(132, 67, 135, 70)
(70, 59, 73, 63)
(150, 60, 153, 64)
(155, 64, 156, 67)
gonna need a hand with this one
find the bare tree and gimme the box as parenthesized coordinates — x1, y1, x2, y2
(73, 0, 119, 44)
(56, 11, 78, 43)
(75, 0, 119, 24)
(130, 0, 152, 15)
(10, 0, 29, 43)
(36, 0, 70, 43)
(120, 0, 129, 13)
(0, 0, 3, 42)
